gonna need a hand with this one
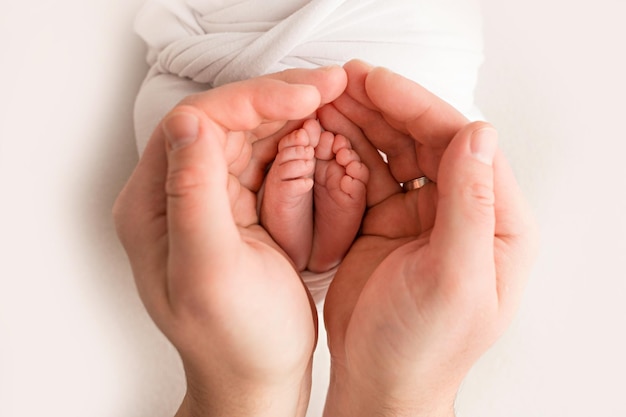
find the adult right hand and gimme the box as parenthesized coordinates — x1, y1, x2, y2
(320, 60, 538, 417)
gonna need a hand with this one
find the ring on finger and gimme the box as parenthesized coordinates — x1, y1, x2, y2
(402, 176, 431, 192)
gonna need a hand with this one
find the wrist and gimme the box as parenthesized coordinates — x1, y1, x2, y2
(176, 361, 313, 417)
(323, 362, 456, 417)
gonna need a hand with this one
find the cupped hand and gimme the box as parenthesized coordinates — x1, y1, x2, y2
(113, 66, 347, 417)
(319, 61, 538, 416)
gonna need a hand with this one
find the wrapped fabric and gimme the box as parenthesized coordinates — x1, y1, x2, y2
(133, 0, 484, 152)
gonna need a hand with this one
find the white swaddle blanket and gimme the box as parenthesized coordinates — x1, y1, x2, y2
(132, 2, 484, 415)
(134, 0, 484, 152)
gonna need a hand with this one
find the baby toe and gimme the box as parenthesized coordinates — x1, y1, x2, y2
(344, 159, 369, 184)
(278, 128, 309, 151)
(331, 134, 352, 154)
(340, 174, 367, 200)
(302, 119, 322, 147)
(315, 131, 336, 161)
(278, 158, 316, 180)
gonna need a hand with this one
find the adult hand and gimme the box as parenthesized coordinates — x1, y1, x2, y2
(113, 66, 347, 417)
(319, 60, 538, 416)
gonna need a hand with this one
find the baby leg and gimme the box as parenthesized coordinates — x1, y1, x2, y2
(309, 132, 369, 273)
(260, 119, 321, 271)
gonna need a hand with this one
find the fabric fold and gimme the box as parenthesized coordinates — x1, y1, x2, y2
(134, 0, 484, 153)
(135, 0, 482, 151)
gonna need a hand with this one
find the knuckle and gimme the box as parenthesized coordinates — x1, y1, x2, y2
(463, 181, 495, 211)
(166, 166, 206, 197)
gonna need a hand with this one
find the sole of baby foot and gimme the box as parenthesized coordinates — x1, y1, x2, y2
(308, 134, 368, 273)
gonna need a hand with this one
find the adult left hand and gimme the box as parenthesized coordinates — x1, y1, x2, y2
(113, 66, 347, 417)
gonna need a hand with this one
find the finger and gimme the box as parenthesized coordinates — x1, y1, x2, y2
(243, 65, 348, 141)
(429, 122, 499, 291)
(163, 109, 240, 302)
(362, 67, 468, 182)
(318, 103, 400, 207)
(264, 65, 347, 105)
(364, 67, 468, 148)
(178, 67, 345, 195)
(342, 61, 463, 183)
(240, 119, 308, 193)
(332, 89, 422, 183)
(183, 78, 323, 133)
(343, 59, 377, 110)
(205, 66, 345, 135)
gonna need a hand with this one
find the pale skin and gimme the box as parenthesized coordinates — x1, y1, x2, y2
(320, 60, 537, 415)
(260, 118, 368, 273)
(113, 62, 537, 417)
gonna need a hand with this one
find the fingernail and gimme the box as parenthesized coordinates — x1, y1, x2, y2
(470, 128, 498, 166)
(163, 112, 199, 150)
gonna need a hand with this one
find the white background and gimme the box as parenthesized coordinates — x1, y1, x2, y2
(1, 1, 625, 416)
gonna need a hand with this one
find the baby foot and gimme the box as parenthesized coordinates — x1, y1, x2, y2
(260, 119, 321, 271)
(309, 132, 369, 272)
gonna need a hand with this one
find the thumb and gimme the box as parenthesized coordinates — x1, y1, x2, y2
(163, 108, 239, 286)
(430, 122, 499, 283)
